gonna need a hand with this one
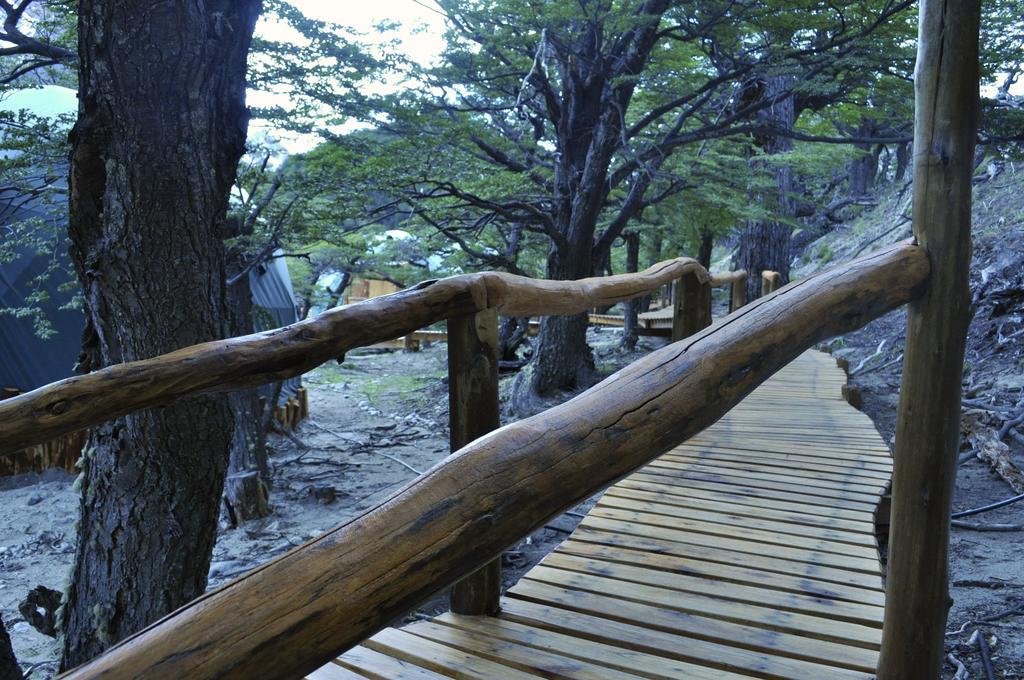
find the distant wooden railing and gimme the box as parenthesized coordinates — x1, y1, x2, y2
(51, 241, 929, 679)
(0, 258, 709, 455)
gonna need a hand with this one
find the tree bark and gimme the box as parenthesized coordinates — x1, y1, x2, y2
(894, 141, 911, 181)
(0, 613, 23, 680)
(522, 243, 596, 407)
(224, 252, 271, 526)
(516, 3, 670, 408)
(621, 232, 640, 350)
(735, 74, 796, 297)
(697, 228, 714, 270)
(60, 0, 261, 670)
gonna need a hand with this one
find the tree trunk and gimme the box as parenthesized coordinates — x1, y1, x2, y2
(224, 253, 271, 526)
(848, 143, 875, 197)
(516, 242, 595, 412)
(895, 141, 911, 181)
(735, 74, 796, 297)
(60, 0, 260, 670)
(621, 232, 640, 350)
(498, 316, 529, 362)
(512, 6, 669, 409)
(697, 228, 714, 269)
(0, 613, 23, 680)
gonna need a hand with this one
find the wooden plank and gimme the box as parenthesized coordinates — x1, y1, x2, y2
(539, 551, 884, 625)
(596, 494, 878, 547)
(363, 627, 543, 679)
(500, 598, 872, 680)
(335, 646, 450, 680)
(602, 485, 874, 536)
(579, 513, 882, 572)
(435, 613, 750, 680)
(629, 471, 879, 513)
(587, 505, 880, 559)
(613, 477, 876, 523)
(521, 565, 881, 647)
(665, 447, 893, 479)
(556, 540, 886, 606)
(306, 661, 368, 680)
(672, 441, 893, 469)
(569, 525, 885, 591)
(646, 458, 887, 496)
(503, 585, 880, 675)
(405, 620, 646, 680)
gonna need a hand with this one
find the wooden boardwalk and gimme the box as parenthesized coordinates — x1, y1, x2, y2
(309, 350, 891, 679)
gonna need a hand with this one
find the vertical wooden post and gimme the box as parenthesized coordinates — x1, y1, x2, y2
(447, 308, 502, 615)
(698, 277, 712, 329)
(729, 276, 747, 313)
(761, 270, 781, 295)
(671, 271, 710, 341)
(877, 0, 979, 677)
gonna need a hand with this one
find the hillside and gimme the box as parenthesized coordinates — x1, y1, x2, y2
(796, 161, 1024, 678)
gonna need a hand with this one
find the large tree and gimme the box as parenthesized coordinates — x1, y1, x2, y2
(327, 0, 918, 410)
(56, 0, 261, 668)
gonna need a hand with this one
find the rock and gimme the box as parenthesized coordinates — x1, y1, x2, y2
(208, 560, 243, 578)
(18, 584, 61, 637)
(26, 494, 43, 507)
(310, 486, 337, 505)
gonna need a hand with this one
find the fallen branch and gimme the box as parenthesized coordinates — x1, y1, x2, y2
(306, 420, 424, 475)
(946, 653, 969, 680)
(850, 338, 889, 375)
(974, 630, 997, 680)
(962, 397, 1013, 413)
(999, 408, 1024, 441)
(964, 414, 1024, 493)
(855, 352, 903, 377)
(376, 452, 423, 476)
(951, 520, 1024, 531)
(981, 600, 1024, 624)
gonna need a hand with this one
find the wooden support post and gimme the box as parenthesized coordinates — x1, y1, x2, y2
(761, 270, 781, 295)
(671, 271, 710, 342)
(841, 384, 862, 410)
(730, 277, 747, 313)
(447, 308, 502, 615)
(877, 0, 979, 677)
(698, 277, 712, 329)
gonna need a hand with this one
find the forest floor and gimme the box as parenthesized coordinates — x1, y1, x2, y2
(798, 162, 1024, 679)
(0, 325, 658, 677)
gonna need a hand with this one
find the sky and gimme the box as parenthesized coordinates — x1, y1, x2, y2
(249, 0, 447, 155)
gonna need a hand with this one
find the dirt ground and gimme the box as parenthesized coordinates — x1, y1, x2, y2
(829, 303, 1024, 680)
(0, 326, 659, 677)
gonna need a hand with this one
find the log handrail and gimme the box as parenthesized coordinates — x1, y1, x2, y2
(0, 258, 709, 455)
(708, 269, 746, 286)
(761, 269, 782, 295)
(60, 241, 929, 679)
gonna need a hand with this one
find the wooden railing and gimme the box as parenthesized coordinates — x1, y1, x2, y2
(32, 241, 930, 679)
(6, 2, 975, 674)
(0, 258, 707, 455)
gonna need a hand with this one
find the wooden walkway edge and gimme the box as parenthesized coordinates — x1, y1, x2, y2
(309, 350, 890, 679)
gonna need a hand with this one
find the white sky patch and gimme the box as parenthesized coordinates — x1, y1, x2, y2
(249, 0, 447, 155)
